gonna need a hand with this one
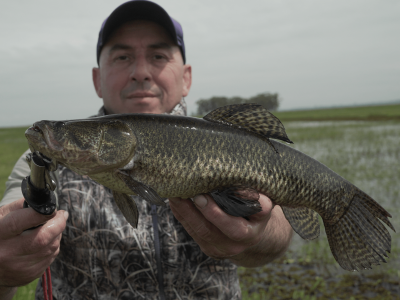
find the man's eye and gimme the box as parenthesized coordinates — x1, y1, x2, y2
(154, 55, 166, 60)
(116, 55, 128, 61)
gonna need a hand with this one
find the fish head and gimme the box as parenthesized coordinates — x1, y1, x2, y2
(25, 118, 136, 175)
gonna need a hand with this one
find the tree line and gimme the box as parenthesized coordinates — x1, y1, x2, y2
(195, 93, 280, 115)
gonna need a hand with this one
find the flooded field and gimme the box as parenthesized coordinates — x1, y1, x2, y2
(239, 120, 400, 300)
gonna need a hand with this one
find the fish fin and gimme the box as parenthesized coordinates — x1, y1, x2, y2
(324, 190, 394, 271)
(98, 120, 136, 166)
(209, 185, 262, 218)
(112, 191, 139, 228)
(203, 103, 293, 144)
(281, 206, 320, 240)
(116, 170, 166, 206)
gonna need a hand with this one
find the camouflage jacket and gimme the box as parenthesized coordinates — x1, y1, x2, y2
(30, 100, 242, 300)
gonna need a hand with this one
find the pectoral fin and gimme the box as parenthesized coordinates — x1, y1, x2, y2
(112, 191, 139, 228)
(116, 170, 166, 206)
(209, 185, 262, 218)
(281, 206, 320, 240)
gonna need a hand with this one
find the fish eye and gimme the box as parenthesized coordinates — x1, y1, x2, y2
(54, 121, 65, 128)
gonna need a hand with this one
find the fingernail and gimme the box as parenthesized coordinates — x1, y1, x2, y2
(194, 195, 207, 209)
(63, 211, 69, 221)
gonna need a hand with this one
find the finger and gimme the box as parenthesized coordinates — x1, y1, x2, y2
(0, 205, 59, 240)
(19, 210, 68, 255)
(20, 233, 62, 267)
(202, 193, 273, 224)
(192, 194, 272, 244)
(193, 195, 255, 243)
(2, 248, 60, 287)
(177, 215, 240, 259)
(0, 198, 25, 217)
(247, 193, 274, 223)
(169, 198, 246, 256)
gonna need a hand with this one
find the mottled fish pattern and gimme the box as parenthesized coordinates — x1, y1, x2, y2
(26, 103, 395, 278)
(34, 100, 241, 300)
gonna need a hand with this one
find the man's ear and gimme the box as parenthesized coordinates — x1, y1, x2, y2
(182, 64, 192, 97)
(92, 67, 102, 98)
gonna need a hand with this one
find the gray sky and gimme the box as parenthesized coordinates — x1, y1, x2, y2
(0, 0, 399, 127)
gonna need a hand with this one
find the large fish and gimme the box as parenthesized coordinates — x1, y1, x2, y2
(25, 104, 395, 271)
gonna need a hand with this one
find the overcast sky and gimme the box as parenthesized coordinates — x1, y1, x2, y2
(0, 0, 399, 127)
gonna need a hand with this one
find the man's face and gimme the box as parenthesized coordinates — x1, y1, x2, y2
(93, 20, 192, 114)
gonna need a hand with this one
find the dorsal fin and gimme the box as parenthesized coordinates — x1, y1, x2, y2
(203, 103, 293, 144)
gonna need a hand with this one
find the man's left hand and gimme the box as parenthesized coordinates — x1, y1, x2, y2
(169, 193, 292, 268)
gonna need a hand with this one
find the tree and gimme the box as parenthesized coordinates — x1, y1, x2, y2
(195, 93, 280, 115)
(246, 93, 279, 111)
(196, 97, 230, 115)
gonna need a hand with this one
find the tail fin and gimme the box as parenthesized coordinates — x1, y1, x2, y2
(324, 190, 395, 271)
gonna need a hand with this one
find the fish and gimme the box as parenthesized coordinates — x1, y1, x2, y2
(24, 103, 395, 272)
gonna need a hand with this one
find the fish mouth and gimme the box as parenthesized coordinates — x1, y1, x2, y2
(25, 124, 45, 154)
(26, 123, 44, 140)
(25, 121, 64, 156)
(30, 124, 43, 134)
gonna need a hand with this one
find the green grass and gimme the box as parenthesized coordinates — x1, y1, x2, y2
(12, 280, 38, 300)
(0, 126, 38, 300)
(273, 103, 400, 121)
(0, 126, 30, 198)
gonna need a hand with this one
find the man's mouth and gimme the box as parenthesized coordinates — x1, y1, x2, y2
(127, 92, 157, 98)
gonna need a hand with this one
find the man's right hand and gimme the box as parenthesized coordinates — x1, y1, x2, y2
(0, 198, 67, 293)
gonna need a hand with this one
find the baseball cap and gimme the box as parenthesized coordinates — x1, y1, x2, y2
(96, 0, 186, 64)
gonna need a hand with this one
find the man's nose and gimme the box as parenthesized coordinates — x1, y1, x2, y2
(130, 57, 151, 83)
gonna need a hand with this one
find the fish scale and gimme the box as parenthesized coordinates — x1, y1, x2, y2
(25, 103, 394, 272)
(108, 116, 356, 218)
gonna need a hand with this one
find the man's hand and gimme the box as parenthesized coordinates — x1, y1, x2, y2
(0, 198, 67, 292)
(169, 193, 293, 268)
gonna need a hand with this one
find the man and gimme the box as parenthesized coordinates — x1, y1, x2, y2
(0, 1, 293, 299)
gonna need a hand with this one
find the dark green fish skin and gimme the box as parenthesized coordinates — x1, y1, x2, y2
(25, 104, 395, 272)
(110, 114, 349, 216)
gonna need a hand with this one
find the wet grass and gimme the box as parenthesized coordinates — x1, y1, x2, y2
(239, 120, 400, 299)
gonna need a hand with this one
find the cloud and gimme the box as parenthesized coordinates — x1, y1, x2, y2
(0, 0, 399, 127)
